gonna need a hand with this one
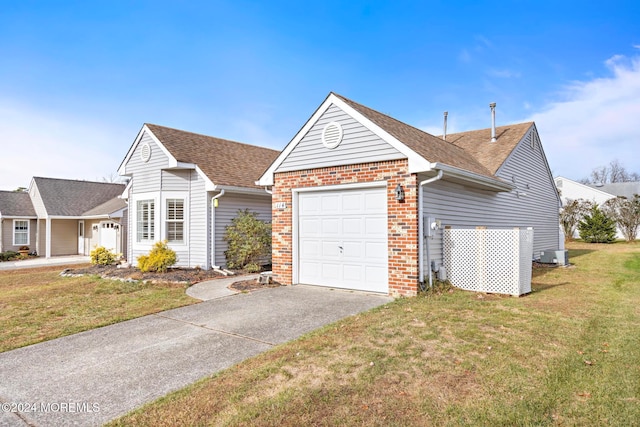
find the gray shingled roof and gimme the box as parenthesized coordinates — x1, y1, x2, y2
(33, 177, 126, 217)
(589, 182, 640, 199)
(333, 93, 533, 178)
(82, 197, 127, 217)
(145, 124, 280, 189)
(0, 191, 36, 217)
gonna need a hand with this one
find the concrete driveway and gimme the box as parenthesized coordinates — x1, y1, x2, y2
(0, 285, 392, 426)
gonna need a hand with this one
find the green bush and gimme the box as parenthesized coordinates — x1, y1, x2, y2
(137, 240, 177, 273)
(90, 246, 118, 265)
(0, 251, 19, 261)
(578, 205, 617, 243)
(223, 209, 271, 271)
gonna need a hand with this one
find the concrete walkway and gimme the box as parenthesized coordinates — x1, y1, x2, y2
(0, 255, 90, 270)
(0, 284, 392, 426)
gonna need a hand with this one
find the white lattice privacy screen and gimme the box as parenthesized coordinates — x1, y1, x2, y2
(443, 228, 534, 296)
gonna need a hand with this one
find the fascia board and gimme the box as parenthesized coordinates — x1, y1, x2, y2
(215, 185, 272, 196)
(195, 165, 217, 191)
(434, 163, 514, 192)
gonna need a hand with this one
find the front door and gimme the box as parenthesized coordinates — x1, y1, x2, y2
(78, 221, 85, 255)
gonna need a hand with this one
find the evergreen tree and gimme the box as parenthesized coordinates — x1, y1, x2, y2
(578, 205, 617, 243)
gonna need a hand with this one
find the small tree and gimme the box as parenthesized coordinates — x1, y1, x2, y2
(578, 205, 617, 243)
(560, 198, 593, 240)
(224, 209, 271, 272)
(603, 195, 640, 242)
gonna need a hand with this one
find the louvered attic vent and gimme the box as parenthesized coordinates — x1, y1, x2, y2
(322, 121, 343, 149)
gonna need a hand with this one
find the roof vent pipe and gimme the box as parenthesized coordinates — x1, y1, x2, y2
(442, 111, 448, 141)
(489, 102, 497, 142)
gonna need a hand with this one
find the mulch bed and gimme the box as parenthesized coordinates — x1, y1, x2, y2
(64, 265, 282, 292)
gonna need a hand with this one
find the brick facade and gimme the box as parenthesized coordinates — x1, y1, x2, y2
(272, 159, 419, 297)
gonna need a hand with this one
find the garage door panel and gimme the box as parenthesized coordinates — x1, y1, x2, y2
(342, 218, 362, 235)
(321, 241, 341, 257)
(300, 195, 320, 214)
(365, 192, 386, 213)
(342, 241, 363, 259)
(365, 217, 387, 236)
(298, 187, 388, 293)
(343, 264, 363, 282)
(321, 263, 341, 280)
(321, 218, 340, 235)
(365, 241, 387, 259)
(321, 194, 341, 213)
(342, 193, 363, 213)
(300, 218, 320, 236)
(300, 240, 319, 257)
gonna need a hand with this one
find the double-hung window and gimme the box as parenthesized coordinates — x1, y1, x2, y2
(166, 199, 184, 243)
(136, 200, 155, 242)
(13, 220, 29, 246)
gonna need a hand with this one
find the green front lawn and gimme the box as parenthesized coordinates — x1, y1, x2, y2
(110, 241, 640, 426)
(0, 265, 198, 353)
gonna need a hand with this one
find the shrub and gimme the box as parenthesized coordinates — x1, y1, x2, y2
(578, 205, 617, 243)
(90, 246, 118, 265)
(137, 240, 177, 273)
(0, 251, 19, 261)
(560, 198, 593, 240)
(224, 209, 271, 271)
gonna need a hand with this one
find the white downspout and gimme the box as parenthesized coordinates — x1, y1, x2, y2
(210, 190, 225, 269)
(418, 169, 443, 289)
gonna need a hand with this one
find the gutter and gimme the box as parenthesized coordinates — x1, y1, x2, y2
(418, 169, 443, 290)
(210, 190, 225, 269)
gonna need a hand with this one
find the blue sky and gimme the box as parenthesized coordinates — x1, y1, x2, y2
(1, 1, 639, 190)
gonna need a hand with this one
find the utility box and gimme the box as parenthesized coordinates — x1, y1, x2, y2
(540, 250, 569, 266)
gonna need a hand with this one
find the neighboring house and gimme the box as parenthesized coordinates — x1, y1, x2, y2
(258, 92, 561, 297)
(0, 191, 38, 253)
(0, 178, 127, 257)
(117, 124, 280, 269)
(554, 176, 640, 239)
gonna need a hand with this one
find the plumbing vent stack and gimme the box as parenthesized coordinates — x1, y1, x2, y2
(489, 102, 497, 142)
(443, 111, 448, 140)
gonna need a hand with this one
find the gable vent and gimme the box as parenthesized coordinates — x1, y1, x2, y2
(140, 142, 151, 163)
(322, 121, 343, 149)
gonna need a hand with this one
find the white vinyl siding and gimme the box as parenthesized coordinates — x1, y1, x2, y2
(422, 127, 560, 266)
(13, 220, 29, 246)
(214, 193, 272, 268)
(136, 200, 155, 242)
(127, 132, 171, 195)
(277, 104, 405, 172)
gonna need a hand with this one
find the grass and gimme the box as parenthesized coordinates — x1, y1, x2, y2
(109, 241, 640, 426)
(0, 264, 198, 353)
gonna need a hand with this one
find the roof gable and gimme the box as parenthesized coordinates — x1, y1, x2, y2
(259, 93, 530, 189)
(445, 122, 534, 174)
(122, 124, 279, 190)
(32, 177, 126, 217)
(0, 191, 36, 217)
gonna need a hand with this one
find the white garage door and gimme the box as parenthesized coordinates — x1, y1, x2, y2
(298, 187, 388, 293)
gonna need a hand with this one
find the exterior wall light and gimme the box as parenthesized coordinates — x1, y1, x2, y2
(394, 183, 405, 201)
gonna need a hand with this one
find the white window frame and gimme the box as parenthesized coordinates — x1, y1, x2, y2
(13, 219, 30, 246)
(135, 197, 157, 244)
(161, 192, 188, 248)
(165, 198, 185, 243)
